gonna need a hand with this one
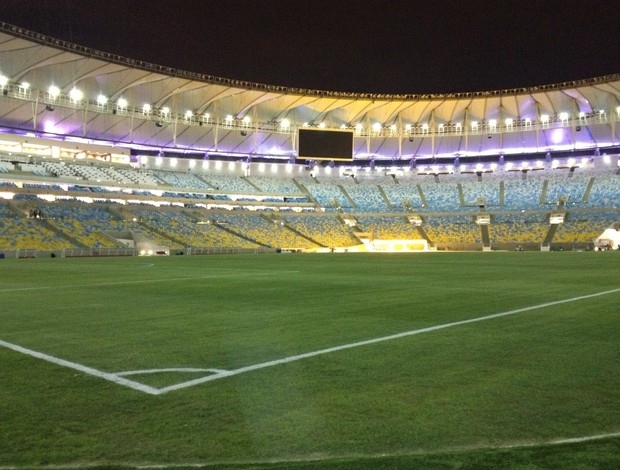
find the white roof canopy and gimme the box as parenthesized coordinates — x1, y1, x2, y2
(0, 22, 618, 161)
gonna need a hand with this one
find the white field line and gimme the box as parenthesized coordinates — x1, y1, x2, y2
(115, 368, 227, 377)
(157, 286, 620, 394)
(0, 339, 160, 395)
(1, 431, 618, 469)
(1, 287, 619, 396)
(0, 270, 296, 294)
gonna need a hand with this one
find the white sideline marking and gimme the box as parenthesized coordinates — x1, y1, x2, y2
(1, 431, 618, 469)
(1, 287, 618, 395)
(0, 271, 293, 293)
(158, 286, 620, 393)
(0, 339, 160, 395)
(548, 431, 620, 444)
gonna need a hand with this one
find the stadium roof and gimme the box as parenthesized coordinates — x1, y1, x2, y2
(0, 22, 618, 163)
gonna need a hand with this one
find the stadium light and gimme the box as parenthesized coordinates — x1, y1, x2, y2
(281, 118, 290, 129)
(97, 94, 108, 105)
(0, 75, 8, 87)
(48, 85, 60, 98)
(69, 87, 82, 102)
(143, 104, 152, 113)
(541, 114, 549, 124)
(318, 122, 326, 129)
(117, 98, 128, 109)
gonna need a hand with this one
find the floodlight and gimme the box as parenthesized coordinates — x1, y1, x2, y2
(142, 103, 152, 113)
(242, 116, 250, 124)
(48, 85, 60, 98)
(541, 114, 549, 123)
(161, 106, 170, 116)
(97, 94, 108, 105)
(69, 87, 82, 102)
(318, 122, 326, 129)
(117, 98, 128, 109)
(281, 118, 290, 129)
(372, 122, 382, 132)
(0, 75, 8, 87)
(20, 81, 30, 90)
(185, 110, 193, 119)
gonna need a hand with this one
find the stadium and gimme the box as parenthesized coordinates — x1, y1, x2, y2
(0, 13, 619, 470)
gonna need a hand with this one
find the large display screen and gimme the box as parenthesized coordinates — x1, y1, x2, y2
(298, 128, 354, 161)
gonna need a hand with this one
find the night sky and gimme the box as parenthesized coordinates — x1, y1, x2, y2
(1, 0, 618, 94)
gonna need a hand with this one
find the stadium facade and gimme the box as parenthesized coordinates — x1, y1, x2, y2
(0, 22, 618, 257)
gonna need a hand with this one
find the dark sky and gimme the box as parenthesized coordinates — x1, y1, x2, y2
(1, 0, 618, 94)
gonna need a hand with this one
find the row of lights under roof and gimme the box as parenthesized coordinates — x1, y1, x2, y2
(140, 154, 612, 176)
(2, 76, 620, 129)
(308, 112, 618, 133)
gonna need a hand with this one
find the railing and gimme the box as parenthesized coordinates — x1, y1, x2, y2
(2, 81, 619, 139)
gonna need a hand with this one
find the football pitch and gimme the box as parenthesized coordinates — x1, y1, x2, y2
(1, 252, 619, 469)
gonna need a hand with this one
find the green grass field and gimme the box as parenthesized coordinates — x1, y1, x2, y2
(1, 252, 619, 469)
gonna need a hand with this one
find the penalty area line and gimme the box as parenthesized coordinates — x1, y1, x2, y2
(158, 286, 620, 394)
